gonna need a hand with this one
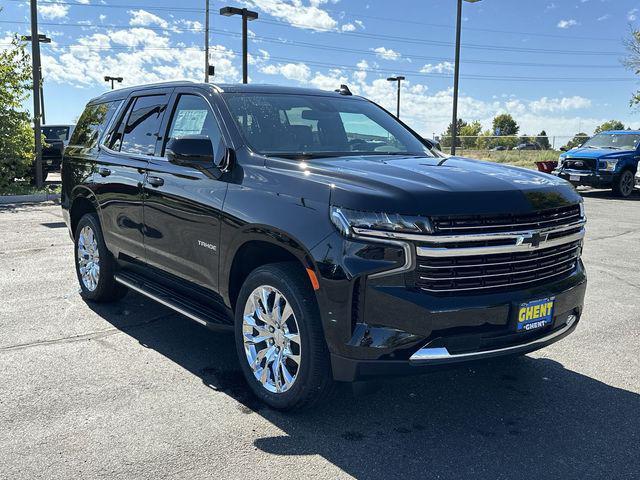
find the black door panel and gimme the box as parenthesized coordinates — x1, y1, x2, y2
(142, 89, 228, 292)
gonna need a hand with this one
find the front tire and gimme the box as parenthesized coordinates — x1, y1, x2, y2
(613, 170, 635, 198)
(74, 213, 127, 302)
(234, 263, 333, 410)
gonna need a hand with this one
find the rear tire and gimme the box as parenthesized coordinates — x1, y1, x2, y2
(234, 262, 333, 411)
(613, 170, 635, 198)
(74, 213, 127, 302)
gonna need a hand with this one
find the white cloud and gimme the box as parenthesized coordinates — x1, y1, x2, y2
(39, 4, 69, 19)
(76, 0, 90, 4)
(341, 23, 356, 32)
(528, 96, 592, 113)
(242, 0, 338, 31)
(372, 46, 401, 61)
(597, 14, 610, 21)
(420, 62, 454, 74)
(175, 19, 203, 32)
(628, 9, 639, 21)
(41, 27, 239, 88)
(354, 20, 365, 29)
(128, 9, 169, 29)
(261, 62, 311, 82)
(557, 19, 578, 29)
(99, 14, 107, 22)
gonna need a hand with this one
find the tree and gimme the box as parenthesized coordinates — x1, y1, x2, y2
(439, 118, 467, 148)
(624, 28, 640, 107)
(492, 113, 519, 136)
(594, 120, 626, 134)
(562, 133, 590, 151)
(537, 130, 551, 150)
(0, 36, 34, 189)
(459, 120, 482, 149)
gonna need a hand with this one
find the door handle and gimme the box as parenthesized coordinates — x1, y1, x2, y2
(98, 167, 111, 177)
(147, 176, 164, 187)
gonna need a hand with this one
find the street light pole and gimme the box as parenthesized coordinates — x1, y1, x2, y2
(220, 6, 258, 84)
(450, 0, 481, 156)
(104, 75, 123, 90)
(205, 0, 210, 82)
(387, 76, 405, 119)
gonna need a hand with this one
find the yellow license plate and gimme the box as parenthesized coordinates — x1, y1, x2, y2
(517, 298, 554, 332)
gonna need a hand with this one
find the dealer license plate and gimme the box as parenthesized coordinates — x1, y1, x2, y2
(569, 175, 580, 182)
(517, 298, 554, 332)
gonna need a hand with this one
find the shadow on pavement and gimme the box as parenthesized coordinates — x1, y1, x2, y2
(89, 292, 640, 480)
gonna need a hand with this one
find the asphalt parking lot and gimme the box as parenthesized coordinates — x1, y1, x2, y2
(0, 190, 638, 480)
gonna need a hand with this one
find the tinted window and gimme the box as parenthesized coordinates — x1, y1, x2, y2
(118, 95, 167, 156)
(165, 94, 225, 163)
(69, 101, 120, 153)
(224, 93, 431, 157)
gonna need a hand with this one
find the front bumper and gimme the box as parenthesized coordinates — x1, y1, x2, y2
(330, 269, 586, 381)
(553, 169, 614, 188)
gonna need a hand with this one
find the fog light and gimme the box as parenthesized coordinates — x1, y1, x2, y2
(566, 314, 578, 327)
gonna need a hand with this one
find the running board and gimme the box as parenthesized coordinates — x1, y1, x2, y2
(114, 271, 234, 328)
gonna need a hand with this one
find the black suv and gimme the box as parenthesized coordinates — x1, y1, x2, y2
(62, 82, 587, 410)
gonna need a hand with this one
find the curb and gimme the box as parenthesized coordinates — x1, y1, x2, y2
(0, 193, 61, 205)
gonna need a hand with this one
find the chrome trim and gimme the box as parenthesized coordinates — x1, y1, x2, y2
(354, 219, 585, 244)
(114, 275, 208, 327)
(365, 237, 415, 279)
(418, 264, 577, 292)
(416, 229, 585, 258)
(410, 318, 576, 363)
(417, 242, 580, 269)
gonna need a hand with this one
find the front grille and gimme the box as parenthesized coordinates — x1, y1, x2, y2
(431, 204, 581, 235)
(563, 158, 596, 171)
(411, 204, 585, 294)
(415, 240, 581, 293)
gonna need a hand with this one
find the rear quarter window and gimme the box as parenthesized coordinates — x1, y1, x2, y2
(68, 100, 121, 155)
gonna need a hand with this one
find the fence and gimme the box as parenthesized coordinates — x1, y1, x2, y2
(433, 135, 589, 152)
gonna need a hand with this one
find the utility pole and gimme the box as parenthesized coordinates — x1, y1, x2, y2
(205, 0, 210, 82)
(451, 0, 482, 155)
(25, 6, 49, 188)
(386, 76, 405, 118)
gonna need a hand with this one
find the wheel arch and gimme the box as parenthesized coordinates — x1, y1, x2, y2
(69, 187, 100, 238)
(223, 226, 319, 311)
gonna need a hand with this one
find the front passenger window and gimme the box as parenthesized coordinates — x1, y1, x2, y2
(166, 94, 225, 164)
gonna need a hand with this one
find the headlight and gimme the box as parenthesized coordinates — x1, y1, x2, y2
(600, 159, 618, 171)
(330, 206, 433, 238)
(579, 202, 586, 220)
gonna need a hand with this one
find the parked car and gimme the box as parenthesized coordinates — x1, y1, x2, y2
(514, 142, 541, 151)
(62, 82, 587, 410)
(490, 145, 507, 151)
(554, 130, 640, 198)
(39, 124, 75, 181)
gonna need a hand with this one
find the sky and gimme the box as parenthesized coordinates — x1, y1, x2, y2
(2, 0, 640, 141)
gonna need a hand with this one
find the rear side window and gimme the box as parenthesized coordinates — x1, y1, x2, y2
(69, 101, 120, 153)
(111, 95, 167, 156)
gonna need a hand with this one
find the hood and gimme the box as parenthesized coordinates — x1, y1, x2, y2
(276, 154, 581, 217)
(563, 147, 635, 160)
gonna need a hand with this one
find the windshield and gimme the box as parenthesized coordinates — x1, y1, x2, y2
(581, 133, 640, 150)
(41, 126, 70, 141)
(223, 93, 432, 157)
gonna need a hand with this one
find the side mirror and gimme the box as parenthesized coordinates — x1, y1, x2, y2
(166, 135, 223, 179)
(559, 147, 567, 152)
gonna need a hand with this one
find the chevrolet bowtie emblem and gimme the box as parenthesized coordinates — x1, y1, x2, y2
(518, 232, 549, 248)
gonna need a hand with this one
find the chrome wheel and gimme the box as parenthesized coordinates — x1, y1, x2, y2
(77, 225, 100, 291)
(242, 285, 302, 394)
(620, 171, 634, 197)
